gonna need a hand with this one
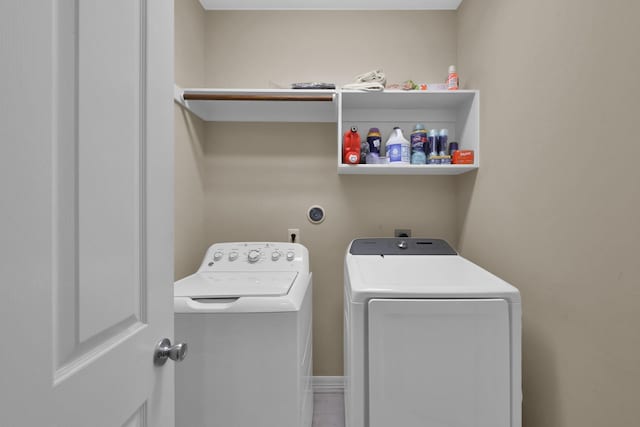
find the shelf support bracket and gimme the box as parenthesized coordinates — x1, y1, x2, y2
(174, 84, 186, 107)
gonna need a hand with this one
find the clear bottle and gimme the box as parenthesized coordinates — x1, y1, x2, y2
(386, 127, 410, 164)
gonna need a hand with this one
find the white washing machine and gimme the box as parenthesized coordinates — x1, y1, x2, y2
(344, 238, 521, 427)
(174, 242, 313, 427)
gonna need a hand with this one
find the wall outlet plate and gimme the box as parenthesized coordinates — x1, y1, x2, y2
(394, 228, 412, 238)
(288, 228, 300, 243)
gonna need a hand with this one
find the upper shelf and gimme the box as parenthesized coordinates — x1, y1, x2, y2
(198, 0, 463, 10)
(174, 86, 480, 175)
(175, 86, 338, 122)
(340, 89, 477, 110)
(338, 89, 480, 175)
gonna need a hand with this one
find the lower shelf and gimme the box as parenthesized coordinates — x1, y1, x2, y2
(338, 164, 478, 175)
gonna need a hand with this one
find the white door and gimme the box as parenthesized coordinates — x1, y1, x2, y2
(368, 299, 511, 427)
(0, 1, 175, 426)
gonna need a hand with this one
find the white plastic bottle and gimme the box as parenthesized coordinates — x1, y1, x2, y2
(386, 127, 410, 164)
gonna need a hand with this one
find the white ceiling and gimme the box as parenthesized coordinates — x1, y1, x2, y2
(198, 0, 463, 10)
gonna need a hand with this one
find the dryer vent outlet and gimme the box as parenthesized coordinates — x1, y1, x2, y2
(394, 229, 412, 238)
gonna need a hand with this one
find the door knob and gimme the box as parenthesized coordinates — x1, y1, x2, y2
(154, 338, 188, 366)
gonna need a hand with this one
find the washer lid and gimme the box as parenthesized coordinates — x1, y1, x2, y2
(174, 271, 298, 298)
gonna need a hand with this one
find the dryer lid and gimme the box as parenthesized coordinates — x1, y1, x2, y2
(174, 271, 298, 298)
(345, 254, 521, 302)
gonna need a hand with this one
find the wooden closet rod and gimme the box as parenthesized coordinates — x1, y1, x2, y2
(182, 93, 334, 102)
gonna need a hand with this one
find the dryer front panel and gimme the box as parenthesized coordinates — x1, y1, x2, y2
(368, 298, 511, 427)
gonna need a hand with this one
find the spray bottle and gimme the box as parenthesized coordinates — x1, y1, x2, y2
(410, 124, 427, 164)
(447, 65, 459, 90)
(438, 129, 449, 156)
(427, 129, 439, 164)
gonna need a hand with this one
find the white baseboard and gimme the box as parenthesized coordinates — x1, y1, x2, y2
(312, 376, 344, 393)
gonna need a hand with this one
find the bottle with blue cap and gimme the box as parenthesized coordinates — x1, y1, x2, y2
(410, 124, 427, 164)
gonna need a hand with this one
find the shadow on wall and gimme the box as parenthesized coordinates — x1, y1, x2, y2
(455, 169, 477, 249)
(174, 105, 208, 279)
(338, 173, 458, 242)
(457, 170, 562, 427)
(179, 107, 207, 184)
(522, 324, 560, 427)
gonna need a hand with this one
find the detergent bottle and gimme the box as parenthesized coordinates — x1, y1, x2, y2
(343, 126, 361, 165)
(365, 127, 382, 164)
(386, 127, 410, 164)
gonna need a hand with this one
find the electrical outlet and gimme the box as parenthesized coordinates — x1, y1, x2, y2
(288, 228, 300, 243)
(394, 228, 412, 238)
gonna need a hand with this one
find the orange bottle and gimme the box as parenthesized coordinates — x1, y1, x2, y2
(447, 65, 459, 91)
(343, 126, 361, 165)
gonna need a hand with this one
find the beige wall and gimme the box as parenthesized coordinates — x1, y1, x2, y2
(175, 2, 640, 422)
(457, 0, 640, 426)
(200, 11, 459, 375)
(174, 0, 208, 279)
(203, 11, 457, 88)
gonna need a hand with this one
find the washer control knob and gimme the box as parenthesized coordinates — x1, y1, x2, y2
(248, 249, 261, 263)
(213, 251, 224, 261)
(228, 251, 239, 261)
(397, 240, 408, 249)
(286, 251, 295, 261)
(271, 251, 281, 261)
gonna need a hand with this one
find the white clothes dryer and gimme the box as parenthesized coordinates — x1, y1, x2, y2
(344, 238, 521, 427)
(174, 242, 313, 427)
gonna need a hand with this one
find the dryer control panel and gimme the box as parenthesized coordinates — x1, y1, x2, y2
(198, 242, 309, 273)
(350, 238, 457, 256)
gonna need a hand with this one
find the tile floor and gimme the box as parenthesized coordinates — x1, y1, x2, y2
(312, 392, 345, 427)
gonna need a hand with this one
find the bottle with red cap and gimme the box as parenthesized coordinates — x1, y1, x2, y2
(342, 126, 361, 165)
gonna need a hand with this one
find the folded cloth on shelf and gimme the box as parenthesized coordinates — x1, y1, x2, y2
(342, 69, 386, 91)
